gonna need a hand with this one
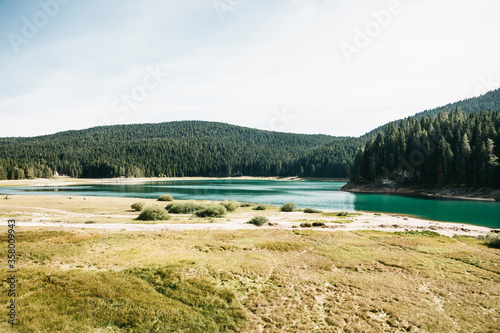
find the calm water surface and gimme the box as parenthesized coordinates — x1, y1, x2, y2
(1, 180, 498, 228)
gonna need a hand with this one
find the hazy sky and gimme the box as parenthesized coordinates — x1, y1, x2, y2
(1, 0, 500, 138)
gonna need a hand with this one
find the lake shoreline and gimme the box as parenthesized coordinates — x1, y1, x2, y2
(0, 176, 348, 188)
(1, 194, 496, 237)
(341, 182, 500, 202)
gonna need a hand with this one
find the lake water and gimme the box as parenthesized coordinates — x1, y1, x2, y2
(1, 179, 499, 228)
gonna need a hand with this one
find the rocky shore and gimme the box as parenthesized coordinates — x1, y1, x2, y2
(341, 182, 500, 202)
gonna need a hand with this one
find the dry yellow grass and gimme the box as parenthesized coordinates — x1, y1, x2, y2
(0, 226, 499, 332)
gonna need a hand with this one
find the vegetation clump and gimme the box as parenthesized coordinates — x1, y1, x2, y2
(485, 233, 500, 248)
(221, 200, 240, 212)
(253, 205, 267, 211)
(257, 241, 304, 251)
(337, 211, 349, 216)
(167, 202, 205, 214)
(137, 206, 171, 221)
(240, 203, 253, 207)
(248, 216, 269, 226)
(131, 202, 145, 211)
(158, 194, 174, 202)
(300, 222, 312, 228)
(195, 205, 227, 218)
(394, 230, 440, 237)
(281, 202, 298, 212)
(303, 207, 322, 213)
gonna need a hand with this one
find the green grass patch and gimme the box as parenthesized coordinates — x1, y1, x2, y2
(167, 202, 205, 214)
(322, 211, 361, 218)
(485, 233, 500, 248)
(131, 202, 145, 211)
(137, 206, 171, 221)
(280, 202, 298, 212)
(248, 216, 269, 226)
(221, 200, 240, 212)
(394, 229, 441, 237)
(158, 194, 174, 202)
(303, 207, 323, 214)
(195, 205, 227, 218)
(256, 241, 304, 251)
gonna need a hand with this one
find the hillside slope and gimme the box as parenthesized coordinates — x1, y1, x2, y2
(363, 88, 500, 138)
(0, 121, 362, 179)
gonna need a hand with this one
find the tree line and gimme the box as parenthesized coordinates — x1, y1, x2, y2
(0, 121, 362, 180)
(351, 109, 500, 188)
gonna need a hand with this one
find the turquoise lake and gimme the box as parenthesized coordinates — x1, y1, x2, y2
(1, 179, 499, 228)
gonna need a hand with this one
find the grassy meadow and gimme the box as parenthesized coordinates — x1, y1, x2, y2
(1, 226, 499, 332)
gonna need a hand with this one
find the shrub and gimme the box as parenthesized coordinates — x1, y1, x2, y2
(300, 222, 312, 228)
(131, 202, 145, 211)
(137, 206, 171, 221)
(248, 216, 269, 226)
(304, 207, 322, 214)
(485, 233, 500, 248)
(312, 222, 325, 227)
(240, 203, 252, 207)
(195, 205, 227, 218)
(337, 211, 349, 216)
(158, 194, 174, 202)
(221, 200, 240, 212)
(167, 202, 205, 214)
(281, 202, 298, 212)
(253, 205, 267, 211)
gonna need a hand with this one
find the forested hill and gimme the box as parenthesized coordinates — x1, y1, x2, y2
(362, 89, 500, 139)
(0, 121, 363, 179)
(351, 110, 500, 189)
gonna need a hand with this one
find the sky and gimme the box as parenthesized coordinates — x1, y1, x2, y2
(0, 0, 499, 138)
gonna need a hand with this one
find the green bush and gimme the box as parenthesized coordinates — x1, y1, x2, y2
(300, 222, 312, 228)
(195, 205, 227, 218)
(485, 233, 500, 248)
(312, 222, 325, 227)
(253, 205, 267, 211)
(221, 200, 240, 212)
(131, 202, 145, 211)
(248, 216, 269, 226)
(137, 206, 171, 221)
(281, 202, 298, 212)
(337, 211, 349, 217)
(167, 202, 205, 214)
(158, 194, 174, 202)
(304, 207, 322, 214)
(240, 203, 252, 207)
